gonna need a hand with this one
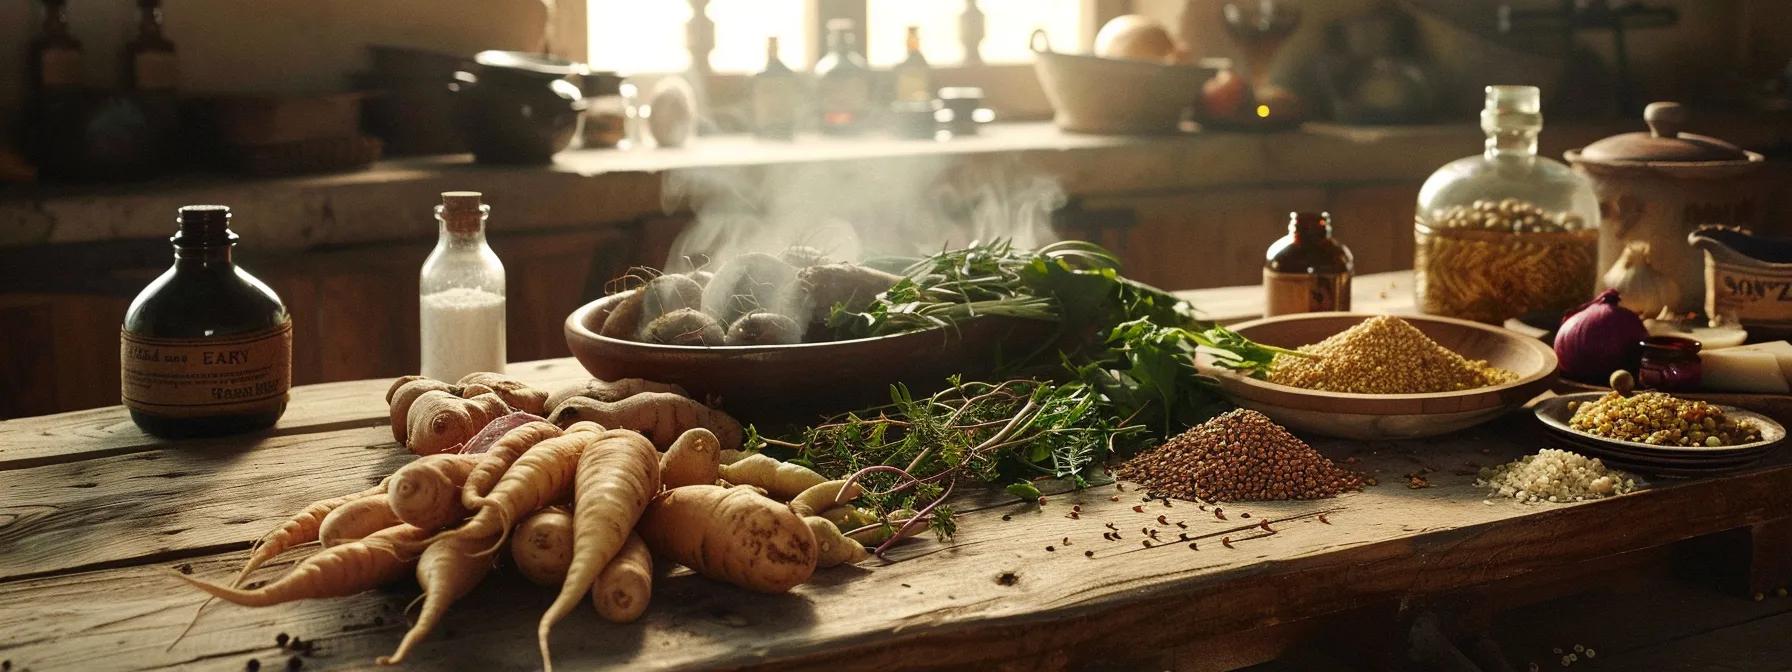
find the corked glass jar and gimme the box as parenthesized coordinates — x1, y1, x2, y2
(1414, 85, 1600, 324)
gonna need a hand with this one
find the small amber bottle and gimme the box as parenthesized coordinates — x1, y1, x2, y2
(122, 206, 292, 438)
(1264, 211, 1354, 316)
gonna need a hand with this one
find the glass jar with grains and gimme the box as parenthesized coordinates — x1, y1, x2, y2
(1415, 85, 1599, 324)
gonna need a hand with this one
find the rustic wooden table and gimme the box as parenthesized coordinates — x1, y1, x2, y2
(3, 274, 1790, 672)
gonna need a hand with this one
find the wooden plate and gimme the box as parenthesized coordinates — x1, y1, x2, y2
(1201, 312, 1558, 440)
(1533, 393, 1786, 473)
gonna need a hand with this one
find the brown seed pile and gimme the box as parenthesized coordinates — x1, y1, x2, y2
(1268, 315, 1517, 394)
(1115, 409, 1361, 502)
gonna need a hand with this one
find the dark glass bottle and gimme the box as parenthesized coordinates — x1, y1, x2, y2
(1264, 211, 1354, 316)
(122, 206, 292, 438)
(28, 0, 83, 93)
(752, 36, 801, 140)
(892, 25, 932, 103)
(815, 19, 871, 135)
(124, 0, 178, 92)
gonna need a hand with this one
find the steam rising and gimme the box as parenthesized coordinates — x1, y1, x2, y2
(660, 155, 1066, 270)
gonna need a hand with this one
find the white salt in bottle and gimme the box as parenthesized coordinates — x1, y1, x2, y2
(420, 191, 506, 381)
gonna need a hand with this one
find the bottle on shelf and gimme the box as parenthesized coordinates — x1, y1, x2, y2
(28, 0, 83, 93)
(892, 25, 933, 104)
(1264, 211, 1354, 316)
(752, 36, 801, 140)
(815, 19, 872, 135)
(124, 0, 178, 93)
(420, 191, 507, 382)
(122, 206, 293, 438)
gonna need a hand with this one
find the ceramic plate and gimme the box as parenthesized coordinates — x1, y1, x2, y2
(1533, 393, 1785, 473)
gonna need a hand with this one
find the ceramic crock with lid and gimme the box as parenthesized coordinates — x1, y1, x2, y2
(1566, 101, 1769, 315)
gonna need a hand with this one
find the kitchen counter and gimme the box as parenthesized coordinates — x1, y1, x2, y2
(3, 280, 1790, 671)
(10, 118, 1789, 251)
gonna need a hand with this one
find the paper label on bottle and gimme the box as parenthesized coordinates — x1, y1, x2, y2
(121, 321, 293, 418)
(39, 49, 81, 88)
(134, 52, 179, 90)
(1264, 270, 1351, 316)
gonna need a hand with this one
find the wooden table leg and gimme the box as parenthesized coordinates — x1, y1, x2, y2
(1746, 519, 1792, 598)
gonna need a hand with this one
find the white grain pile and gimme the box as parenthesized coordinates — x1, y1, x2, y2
(1475, 448, 1639, 504)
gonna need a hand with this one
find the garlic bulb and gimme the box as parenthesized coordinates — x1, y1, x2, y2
(1603, 242, 1678, 316)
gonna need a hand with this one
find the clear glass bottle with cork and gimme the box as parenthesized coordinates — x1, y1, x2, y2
(420, 191, 507, 381)
(122, 205, 292, 438)
(1264, 211, 1353, 316)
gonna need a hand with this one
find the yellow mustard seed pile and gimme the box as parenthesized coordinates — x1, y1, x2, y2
(1267, 315, 1518, 394)
(1116, 409, 1362, 502)
(1567, 391, 1762, 447)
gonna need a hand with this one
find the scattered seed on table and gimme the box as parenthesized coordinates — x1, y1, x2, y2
(1109, 495, 1121, 502)
(1176, 521, 1188, 529)
(1141, 540, 1152, 548)
(1157, 514, 1169, 525)
(1187, 542, 1198, 550)
(1221, 536, 1234, 549)
(1584, 649, 1596, 659)
(1240, 512, 1251, 519)
(1037, 496, 1048, 505)
(1062, 537, 1070, 546)
(1072, 505, 1082, 512)
(1178, 532, 1189, 541)
(1104, 522, 1117, 530)
(1131, 505, 1144, 513)
(1259, 520, 1274, 532)
(245, 660, 260, 672)
(1084, 550, 1094, 558)
(1319, 514, 1330, 525)
(1162, 498, 1173, 508)
(1067, 512, 1080, 519)
(287, 656, 303, 671)
(1215, 509, 1227, 521)
(1001, 514, 1012, 521)
(1045, 546, 1055, 552)
(176, 563, 193, 575)
(1116, 482, 1126, 491)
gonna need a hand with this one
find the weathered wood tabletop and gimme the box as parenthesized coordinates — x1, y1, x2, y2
(3, 277, 1791, 672)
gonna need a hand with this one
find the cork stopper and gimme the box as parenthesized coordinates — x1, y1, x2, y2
(437, 191, 488, 234)
(172, 205, 237, 247)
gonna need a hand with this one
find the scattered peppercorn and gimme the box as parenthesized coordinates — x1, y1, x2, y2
(1084, 550, 1094, 558)
(1116, 410, 1363, 502)
(1067, 512, 1080, 519)
(1141, 540, 1152, 548)
(176, 563, 193, 575)
(1240, 512, 1251, 519)
(275, 633, 289, 647)
(1131, 505, 1144, 513)
(245, 660, 260, 672)
(287, 655, 303, 671)
(1001, 514, 1012, 521)
(1045, 546, 1055, 552)
(1267, 315, 1517, 393)
(1187, 542, 1198, 550)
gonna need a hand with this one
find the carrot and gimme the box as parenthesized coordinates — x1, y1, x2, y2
(233, 479, 389, 587)
(590, 533, 652, 623)
(318, 493, 402, 547)
(718, 453, 827, 500)
(806, 516, 869, 568)
(461, 420, 563, 511)
(637, 485, 817, 594)
(456, 372, 549, 416)
(179, 524, 432, 607)
(544, 377, 688, 411)
(539, 429, 660, 672)
(451, 422, 602, 552)
(388, 453, 480, 531)
(510, 506, 574, 587)
(547, 393, 743, 450)
(405, 391, 512, 456)
(375, 530, 499, 665)
(660, 428, 720, 488)
(789, 478, 865, 516)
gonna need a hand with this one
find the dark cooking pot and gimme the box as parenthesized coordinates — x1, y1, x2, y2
(451, 50, 587, 164)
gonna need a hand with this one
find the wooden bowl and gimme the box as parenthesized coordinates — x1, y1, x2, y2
(1201, 312, 1558, 440)
(564, 291, 1058, 420)
(1030, 30, 1215, 135)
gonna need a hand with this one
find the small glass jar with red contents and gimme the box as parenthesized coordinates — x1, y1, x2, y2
(1638, 335, 1701, 392)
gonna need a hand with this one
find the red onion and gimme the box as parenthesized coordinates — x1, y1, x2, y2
(1554, 289, 1646, 384)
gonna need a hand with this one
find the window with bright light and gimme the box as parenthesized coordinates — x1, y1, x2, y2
(588, 0, 1085, 75)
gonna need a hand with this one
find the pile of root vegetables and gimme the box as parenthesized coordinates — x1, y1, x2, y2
(601, 246, 903, 347)
(174, 372, 908, 669)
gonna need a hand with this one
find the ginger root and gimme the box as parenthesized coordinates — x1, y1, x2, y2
(406, 390, 512, 456)
(546, 393, 743, 451)
(386, 376, 497, 443)
(456, 372, 548, 416)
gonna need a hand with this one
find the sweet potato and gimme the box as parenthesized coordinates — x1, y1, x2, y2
(660, 428, 721, 488)
(547, 393, 744, 450)
(456, 372, 548, 416)
(591, 533, 652, 623)
(719, 454, 827, 501)
(544, 378, 688, 411)
(405, 390, 512, 456)
(388, 453, 480, 531)
(637, 485, 817, 594)
(511, 506, 574, 587)
(178, 525, 432, 607)
(806, 516, 869, 568)
(462, 420, 564, 511)
(376, 530, 498, 665)
(539, 429, 661, 671)
(318, 494, 402, 547)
